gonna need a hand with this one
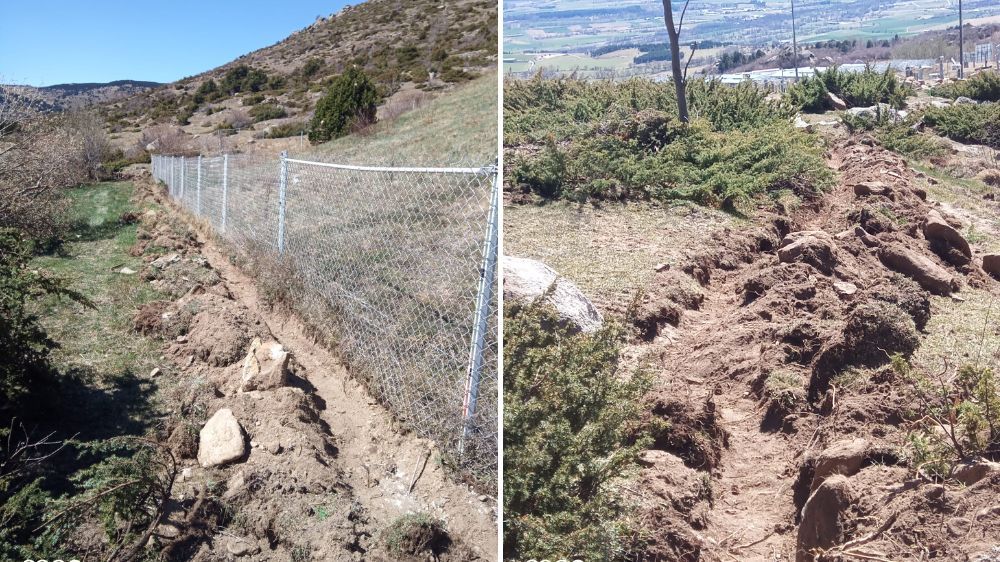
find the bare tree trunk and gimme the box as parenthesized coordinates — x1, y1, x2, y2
(662, 0, 690, 122)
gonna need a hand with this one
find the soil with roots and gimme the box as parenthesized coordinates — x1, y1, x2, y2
(627, 139, 1000, 562)
(118, 175, 496, 561)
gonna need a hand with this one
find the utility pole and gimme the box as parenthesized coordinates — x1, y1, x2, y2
(959, 0, 965, 78)
(791, 0, 799, 81)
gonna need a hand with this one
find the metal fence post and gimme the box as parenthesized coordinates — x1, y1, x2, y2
(278, 151, 288, 254)
(221, 154, 228, 234)
(459, 164, 499, 453)
(196, 155, 202, 216)
(180, 156, 186, 200)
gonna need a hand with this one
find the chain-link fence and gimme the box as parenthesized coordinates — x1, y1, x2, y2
(152, 152, 498, 488)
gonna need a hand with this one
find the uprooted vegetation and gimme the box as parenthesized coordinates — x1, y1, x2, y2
(504, 77, 831, 210)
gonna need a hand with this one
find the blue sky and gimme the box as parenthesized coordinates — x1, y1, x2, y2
(0, 1, 350, 86)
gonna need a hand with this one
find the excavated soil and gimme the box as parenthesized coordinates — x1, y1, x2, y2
(119, 177, 496, 561)
(630, 139, 1000, 562)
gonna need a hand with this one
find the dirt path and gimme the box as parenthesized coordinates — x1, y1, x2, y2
(192, 235, 498, 557)
(129, 170, 498, 559)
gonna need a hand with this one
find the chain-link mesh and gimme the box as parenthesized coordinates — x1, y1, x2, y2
(151, 152, 498, 489)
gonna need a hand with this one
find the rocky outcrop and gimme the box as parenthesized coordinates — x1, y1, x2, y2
(198, 408, 247, 467)
(503, 256, 603, 333)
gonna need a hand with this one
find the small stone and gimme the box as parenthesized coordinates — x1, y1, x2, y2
(226, 539, 258, 557)
(946, 517, 971, 537)
(654, 262, 670, 272)
(149, 367, 161, 378)
(478, 495, 489, 502)
(176, 335, 188, 343)
(223, 470, 246, 500)
(185, 355, 195, 367)
(119, 267, 137, 275)
(833, 281, 857, 297)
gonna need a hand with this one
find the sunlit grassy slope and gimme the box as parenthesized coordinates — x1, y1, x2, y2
(306, 73, 498, 168)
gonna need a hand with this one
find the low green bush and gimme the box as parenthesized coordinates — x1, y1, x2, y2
(929, 71, 1000, 102)
(505, 77, 828, 209)
(266, 121, 310, 138)
(504, 302, 650, 561)
(248, 103, 287, 122)
(787, 65, 913, 111)
(841, 109, 948, 160)
(924, 102, 1000, 148)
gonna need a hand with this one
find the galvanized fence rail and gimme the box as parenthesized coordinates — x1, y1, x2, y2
(152, 152, 499, 487)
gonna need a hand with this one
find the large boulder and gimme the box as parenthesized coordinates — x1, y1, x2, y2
(878, 243, 957, 295)
(198, 408, 247, 467)
(503, 256, 603, 333)
(811, 438, 868, 491)
(796, 475, 854, 562)
(924, 210, 971, 258)
(238, 337, 290, 393)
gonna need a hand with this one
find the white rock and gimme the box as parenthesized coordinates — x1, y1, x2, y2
(197, 408, 246, 467)
(502, 256, 603, 333)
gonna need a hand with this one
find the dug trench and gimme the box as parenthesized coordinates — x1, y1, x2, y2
(124, 171, 496, 561)
(629, 139, 1000, 561)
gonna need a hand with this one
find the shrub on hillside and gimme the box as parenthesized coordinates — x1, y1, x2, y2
(249, 103, 287, 123)
(787, 65, 912, 111)
(265, 121, 310, 139)
(929, 71, 1000, 102)
(220, 65, 269, 95)
(504, 302, 649, 561)
(309, 67, 380, 143)
(924, 103, 1000, 149)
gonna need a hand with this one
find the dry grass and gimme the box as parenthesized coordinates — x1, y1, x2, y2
(912, 289, 1000, 377)
(503, 201, 736, 309)
(305, 73, 498, 167)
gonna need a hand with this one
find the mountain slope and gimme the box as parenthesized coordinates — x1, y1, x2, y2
(101, 0, 497, 134)
(4, 80, 161, 112)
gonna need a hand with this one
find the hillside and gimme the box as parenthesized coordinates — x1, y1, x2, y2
(3, 80, 160, 112)
(100, 0, 497, 149)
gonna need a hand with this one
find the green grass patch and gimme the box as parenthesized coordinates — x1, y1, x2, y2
(32, 182, 163, 393)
